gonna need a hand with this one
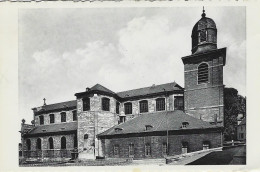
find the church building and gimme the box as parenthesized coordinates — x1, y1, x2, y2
(20, 9, 227, 161)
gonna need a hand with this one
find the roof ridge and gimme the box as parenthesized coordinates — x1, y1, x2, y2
(116, 82, 177, 94)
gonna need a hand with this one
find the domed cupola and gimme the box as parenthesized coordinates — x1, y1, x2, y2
(191, 8, 217, 54)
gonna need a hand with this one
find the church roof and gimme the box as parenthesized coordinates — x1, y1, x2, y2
(116, 82, 183, 98)
(90, 83, 116, 94)
(25, 122, 77, 137)
(98, 110, 220, 137)
(32, 100, 76, 115)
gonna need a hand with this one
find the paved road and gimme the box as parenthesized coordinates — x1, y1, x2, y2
(187, 145, 246, 165)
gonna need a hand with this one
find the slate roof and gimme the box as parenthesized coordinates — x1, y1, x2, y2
(25, 122, 77, 136)
(90, 84, 116, 94)
(33, 100, 76, 112)
(116, 82, 183, 98)
(98, 110, 219, 137)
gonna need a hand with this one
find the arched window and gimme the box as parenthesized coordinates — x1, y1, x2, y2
(72, 110, 77, 121)
(83, 97, 90, 111)
(49, 114, 55, 124)
(48, 137, 54, 149)
(156, 98, 165, 111)
(198, 63, 209, 84)
(36, 138, 41, 150)
(139, 100, 148, 113)
(145, 143, 151, 156)
(61, 136, 66, 149)
(39, 115, 44, 125)
(124, 102, 132, 114)
(61, 112, 66, 122)
(26, 139, 31, 151)
(102, 97, 110, 111)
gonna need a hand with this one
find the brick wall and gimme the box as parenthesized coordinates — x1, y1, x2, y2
(101, 131, 222, 159)
(183, 52, 225, 125)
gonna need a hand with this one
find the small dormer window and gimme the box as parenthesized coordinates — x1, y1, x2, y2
(145, 125, 153, 131)
(115, 128, 123, 132)
(182, 122, 189, 128)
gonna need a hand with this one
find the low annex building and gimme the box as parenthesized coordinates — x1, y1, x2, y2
(20, 9, 227, 161)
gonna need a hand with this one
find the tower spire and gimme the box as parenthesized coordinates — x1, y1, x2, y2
(202, 6, 206, 18)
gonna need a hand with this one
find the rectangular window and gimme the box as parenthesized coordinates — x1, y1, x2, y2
(145, 144, 151, 156)
(182, 142, 188, 154)
(83, 98, 90, 111)
(124, 102, 132, 114)
(114, 145, 119, 156)
(174, 96, 184, 110)
(116, 102, 120, 114)
(129, 144, 134, 157)
(49, 114, 55, 124)
(119, 116, 126, 124)
(39, 116, 44, 125)
(162, 143, 168, 155)
(102, 98, 110, 111)
(140, 100, 148, 113)
(156, 98, 165, 111)
(73, 110, 77, 121)
(61, 112, 66, 122)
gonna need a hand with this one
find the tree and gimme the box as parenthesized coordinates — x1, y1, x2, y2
(224, 88, 246, 141)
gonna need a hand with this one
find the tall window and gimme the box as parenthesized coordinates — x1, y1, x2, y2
(72, 110, 77, 121)
(102, 97, 110, 111)
(48, 137, 54, 149)
(83, 97, 90, 111)
(49, 114, 55, 124)
(174, 96, 184, 110)
(74, 136, 77, 148)
(200, 30, 206, 42)
(145, 143, 151, 156)
(156, 98, 165, 111)
(182, 142, 188, 154)
(139, 100, 148, 113)
(39, 115, 44, 125)
(114, 145, 119, 156)
(198, 63, 209, 84)
(129, 144, 134, 157)
(26, 139, 31, 151)
(61, 112, 66, 122)
(116, 102, 120, 114)
(162, 143, 168, 155)
(36, 138, 41, 150)
(124, 102, 132, 114)
(61, 136, 66, 149)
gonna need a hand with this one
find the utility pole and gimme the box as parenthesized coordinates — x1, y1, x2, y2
(163, 89, 169, 156)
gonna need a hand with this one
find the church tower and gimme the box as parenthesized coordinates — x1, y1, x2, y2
(182, 8, 226, 125)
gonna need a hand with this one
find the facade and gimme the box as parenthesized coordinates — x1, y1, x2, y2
(237, 117, 246, 141)
(20, 9, 226, 161)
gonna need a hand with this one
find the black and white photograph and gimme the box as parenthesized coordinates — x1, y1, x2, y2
(16, 6, 247, 166)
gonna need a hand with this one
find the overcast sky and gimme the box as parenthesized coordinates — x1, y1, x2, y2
(19, 7, 246, 122)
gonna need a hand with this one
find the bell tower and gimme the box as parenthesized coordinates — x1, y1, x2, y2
(182, 8, 226, 125)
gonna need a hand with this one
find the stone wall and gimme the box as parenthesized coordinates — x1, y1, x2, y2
(23, 134, 76, 151)
(34, 109, 76, 126)
(101, 131, 222, 159)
